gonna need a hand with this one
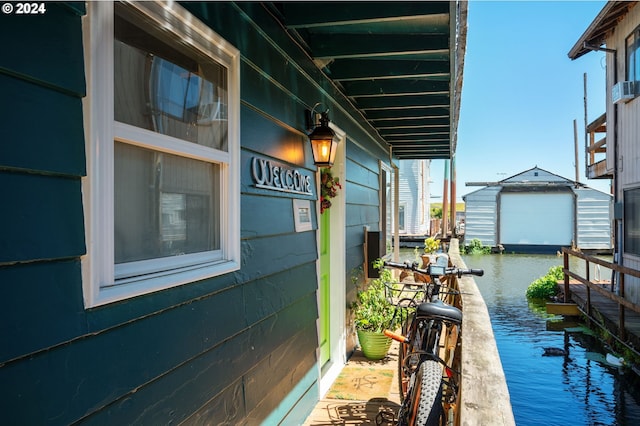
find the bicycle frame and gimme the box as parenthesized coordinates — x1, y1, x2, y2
(383, 259, 483, 426)
(398, 284, 460, 424)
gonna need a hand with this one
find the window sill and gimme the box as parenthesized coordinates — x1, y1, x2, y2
(86, 259, 240, 308)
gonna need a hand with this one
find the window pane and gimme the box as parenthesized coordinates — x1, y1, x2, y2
(381, 167, 393, 256)
(114, 142, 220, 264)
(114, 12, 228, 151)
(626, 33, 636, 81)
(624, 188, 640, 255)
(636, 30, 640, 81)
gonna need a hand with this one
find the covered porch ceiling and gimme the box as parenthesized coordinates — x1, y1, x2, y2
(271, 2, 467, 160)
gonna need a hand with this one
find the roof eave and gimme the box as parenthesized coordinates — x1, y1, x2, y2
(568, 1, 635, 60)
(449, 0, 467, 157)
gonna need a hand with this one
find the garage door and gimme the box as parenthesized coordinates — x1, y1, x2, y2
(500, 192, 573, 245)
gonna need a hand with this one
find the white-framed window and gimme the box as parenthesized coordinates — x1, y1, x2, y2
(624, 187, 640, 256)
(380, 161, 395, 255)
(399, 203, 406, 232)
(626, 26, 640, 83)
(82, 1, 240, 307)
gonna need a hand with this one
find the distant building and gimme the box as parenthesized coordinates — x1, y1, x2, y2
(398, 159, 432, 236)
(463, 167, 613, 253)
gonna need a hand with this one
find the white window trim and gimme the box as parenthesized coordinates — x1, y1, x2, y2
(81, 1, 240, 308)
(399, 202, 406, 233)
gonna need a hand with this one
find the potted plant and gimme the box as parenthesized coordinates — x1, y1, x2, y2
(421, 236, 441, 268)
(352, 260, 398, 360)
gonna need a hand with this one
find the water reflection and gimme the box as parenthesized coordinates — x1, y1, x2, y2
(397, 250, 639, 425)
(459, 253, 640, 426)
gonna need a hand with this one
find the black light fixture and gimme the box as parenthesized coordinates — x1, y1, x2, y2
(306, 104, 337, 167)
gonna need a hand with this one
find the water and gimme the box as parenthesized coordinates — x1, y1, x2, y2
(458, 253, 640, 426)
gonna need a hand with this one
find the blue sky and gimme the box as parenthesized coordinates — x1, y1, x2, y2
(429, 1, 610, 201)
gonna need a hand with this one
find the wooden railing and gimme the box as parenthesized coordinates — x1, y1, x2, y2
(562, 248, 640, 342)
(585, 112, 612, 179)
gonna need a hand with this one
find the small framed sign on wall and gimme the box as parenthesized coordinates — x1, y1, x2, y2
(293, 199, 313, 232)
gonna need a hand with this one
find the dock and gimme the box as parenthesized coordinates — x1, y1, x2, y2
(561, 248, 640, 358)
(398, 234, 429, 248)
(565, 282, 640, 352)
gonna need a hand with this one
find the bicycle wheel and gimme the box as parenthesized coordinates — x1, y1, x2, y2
(397, 312, 415, 400)
(407, 360, 443, 426)
(397, 322, 409, 399)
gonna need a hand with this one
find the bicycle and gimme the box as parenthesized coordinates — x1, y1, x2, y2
(381, 255, 484, 426)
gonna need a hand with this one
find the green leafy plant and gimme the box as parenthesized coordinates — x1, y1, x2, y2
(461, 238, 491, 254)
(423, 237, 440, 254)
(352, 260, 397, 332)
(526, 265, 563, 300)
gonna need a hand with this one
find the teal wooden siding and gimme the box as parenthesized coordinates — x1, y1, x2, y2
(345, 143, 384, 270)
(0, 260, 86, 362)
(1, 2, 391, 424)
(0, 3, 85, 97)
(0, 3, 89, 424)
(1, 172, 85, 264)
(343, 142, 386, 352)
(0, 74, 85, 176)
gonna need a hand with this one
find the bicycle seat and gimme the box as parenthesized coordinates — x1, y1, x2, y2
(417, 300, 462, 324)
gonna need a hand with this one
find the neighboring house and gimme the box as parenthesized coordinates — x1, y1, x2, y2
(0, 2, 466, 424)
(463, 167, 612, 254)
(569, 0, 640, 304)
(398, 159, 432, 236)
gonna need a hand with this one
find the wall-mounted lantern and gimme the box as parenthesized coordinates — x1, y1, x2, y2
(306, 105, 337, 167)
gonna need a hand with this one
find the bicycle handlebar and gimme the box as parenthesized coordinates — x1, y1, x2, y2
(383, 260, 484, 277)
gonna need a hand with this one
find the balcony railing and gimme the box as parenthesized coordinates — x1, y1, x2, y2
(585, 112, 612, 179)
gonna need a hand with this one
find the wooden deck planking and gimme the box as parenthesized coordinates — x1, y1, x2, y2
(303, 399, 399, 425)
(567, 283, 640, 349)
(303, 342, 401, 426)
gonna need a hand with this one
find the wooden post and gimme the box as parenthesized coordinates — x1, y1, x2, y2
(563, 251, 570, 303)
(619, 273, 626, 341)
(394, 164, 400, 261)
(573, 119, 580, 183)
(442, 160, 449, 236)
(585, 258, 592, 317)
(585, 259, 590, 282)
(583, 73, 588, 180)
(450, 156, 457, 235)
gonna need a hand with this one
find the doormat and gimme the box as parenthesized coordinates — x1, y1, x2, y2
(326, 366, 394, 401)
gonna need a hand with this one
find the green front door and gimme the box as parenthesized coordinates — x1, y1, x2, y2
(319, 208, 331, 366)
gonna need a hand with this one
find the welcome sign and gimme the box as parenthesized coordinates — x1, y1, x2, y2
(251, 157, 314, 196)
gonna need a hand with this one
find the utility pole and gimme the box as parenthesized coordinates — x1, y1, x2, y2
(574, 119, 580, 183)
